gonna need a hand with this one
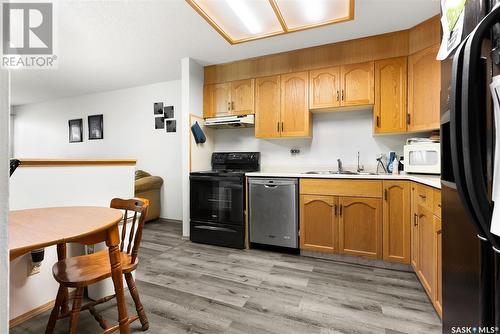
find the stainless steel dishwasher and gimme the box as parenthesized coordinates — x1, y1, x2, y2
(248, 178, 298, 249)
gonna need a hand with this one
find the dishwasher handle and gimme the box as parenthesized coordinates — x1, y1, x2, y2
(248, 178, 298, 187)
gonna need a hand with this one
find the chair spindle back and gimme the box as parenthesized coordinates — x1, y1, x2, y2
(110, 198, 149, 264)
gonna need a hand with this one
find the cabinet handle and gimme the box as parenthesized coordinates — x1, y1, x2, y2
(281, 122, 284, 132)
(419, 194, 427, 199)
(231, 101, 234, 110)
(334, 204, 338, 216)
(384, 189, 388, 201)
(277, 122, 280, 132)
(227, 102, 231, 111)
(376, 116, 380, 128)
(406, 113, 411, 125)
(342, 89, 344, 101)
(414, 214, 418, 226)
(336, 90, 340, 101)
(339, 204, 343, 216)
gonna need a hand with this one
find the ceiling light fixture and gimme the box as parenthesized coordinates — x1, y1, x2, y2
(303, 1, 325, 22)
(225, 0, 262, 34)
(186, 0, 354, 44)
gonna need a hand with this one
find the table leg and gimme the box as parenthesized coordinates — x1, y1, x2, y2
(56, 243, 69, 315)
(106, 225, 130, 334)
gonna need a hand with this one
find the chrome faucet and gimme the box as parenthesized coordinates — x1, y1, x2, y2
(337, 158, 343, 173)
(357, 151, 364, 173)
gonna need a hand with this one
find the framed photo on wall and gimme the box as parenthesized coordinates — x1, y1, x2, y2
(88, 114, 104, 140)
(68, 119, 83, 143)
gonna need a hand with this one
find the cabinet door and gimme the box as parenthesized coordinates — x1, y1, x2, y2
(339, 197, 382, 259)
(341, 62, 374, 106)
(374, 57, 407, 134)
(203, 84, 215, 118)
(434, 215, 442, 318)
(213, 83, 231, 116)
(255, 76, 281, 138)
(280, 71, 311, 137)
(309, 67, 341, 109)
(408, 44, 440, 132)
(417, 204, 435, 299)
(230, 79, 255, 115)
(300, 195, 338, 253)
(383, 181, 411, 263)
(411, 184, 419, 271)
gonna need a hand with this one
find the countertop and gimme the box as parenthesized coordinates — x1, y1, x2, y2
(245, 171, 441, 189)
(15, 158, 137, 167)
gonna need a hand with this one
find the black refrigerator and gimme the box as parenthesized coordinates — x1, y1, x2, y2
(442, 0, 500, 331)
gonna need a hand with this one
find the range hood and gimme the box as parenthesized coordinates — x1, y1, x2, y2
(204, 114, 254, 128)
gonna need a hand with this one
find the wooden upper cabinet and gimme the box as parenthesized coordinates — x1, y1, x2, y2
(408, 44, 441, 132)
(255, 76, 281, 138)
(383, 181, 410, 263)
(230, 79, 254, 115)
(280, 71, 311, 137)
(203, 84, 215, 118)
(213, 83, 231, 116)
(341, 62, 374, 107)
(203, 80, 254, 118)
(338, 197, 382, 259)
(309, 67, 341, 110)
(300, 195, 338, 253)
(374, 57, 408, 134)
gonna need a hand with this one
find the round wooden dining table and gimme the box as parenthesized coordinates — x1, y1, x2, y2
(9, 206, 131, 334)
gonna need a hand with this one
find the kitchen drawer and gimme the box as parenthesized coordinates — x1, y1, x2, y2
(415, 184, 434, 211)
(433, 189, 441, 218)
(300, 179, 382, 198)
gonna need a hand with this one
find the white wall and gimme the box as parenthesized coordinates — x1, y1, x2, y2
(12, 81, 182, 220)
(0, 69, 10, 332)
(181, 58, 204, 237)
(214, 109, 424, 171)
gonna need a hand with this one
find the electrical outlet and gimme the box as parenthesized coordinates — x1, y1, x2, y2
(290, 148, 300, 155)
(28, 263, 41, 276)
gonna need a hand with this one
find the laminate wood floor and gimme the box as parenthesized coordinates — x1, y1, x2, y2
(11, 220, 442, 334)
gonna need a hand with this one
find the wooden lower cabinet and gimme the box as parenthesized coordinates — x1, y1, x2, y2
(383, 181, 410, 263)
(410, 183, 442, 317)
(300, 195, 338, 252)
(338, 197, 383, 259)
(434, 215, 442, 317)
(416, 204, 435, 298)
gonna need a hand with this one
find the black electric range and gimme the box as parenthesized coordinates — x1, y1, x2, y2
(189, 152, 260, 249)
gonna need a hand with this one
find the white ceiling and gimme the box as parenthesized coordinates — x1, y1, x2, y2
(10, 0, 440, 106)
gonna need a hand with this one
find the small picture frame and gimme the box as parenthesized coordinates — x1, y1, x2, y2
(154, 102, 163, 115)
(166, 119, 176, 133)
(68, 119, 83, 143)
(163, 105, 174, 119)
(155, 116, 165, 129)
(88, 114, 104, 140)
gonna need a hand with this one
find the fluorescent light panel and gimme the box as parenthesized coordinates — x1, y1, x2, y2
(186, 0, 354, 44)
(275, 0, 352, 30)
(190, 0, 283, 42)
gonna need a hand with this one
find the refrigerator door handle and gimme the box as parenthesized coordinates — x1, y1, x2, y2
(461, 3, 500, 247)
(450, 35, 487, 239)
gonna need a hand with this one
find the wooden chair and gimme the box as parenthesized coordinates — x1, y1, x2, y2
(45, 198, 150, 334)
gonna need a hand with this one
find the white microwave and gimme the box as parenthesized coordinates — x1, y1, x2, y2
(403, 143, 440, 174)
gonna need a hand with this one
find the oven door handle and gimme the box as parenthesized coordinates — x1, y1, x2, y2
(193, 225, 237, 233)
